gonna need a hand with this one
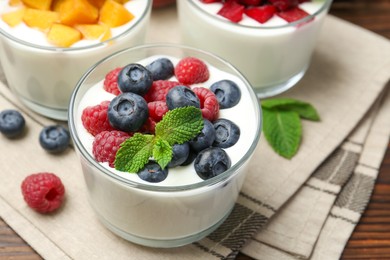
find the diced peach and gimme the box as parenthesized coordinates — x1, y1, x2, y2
(23, 8, 59, 30)
(87, 0, 106, 8)
(51, 0, 66, 12)
(58, 0, 98, 26)
(76, 24, 110, 40)
(22, 0, 52, 10)
(100, 26, 112, 42)
(47, 23, 81, 47)
(1, 8, 25, 27)
(99, 0, 134, 27)
(8, 0, 22, 6)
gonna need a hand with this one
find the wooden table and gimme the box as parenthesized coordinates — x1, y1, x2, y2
(0, 1, 389, 259)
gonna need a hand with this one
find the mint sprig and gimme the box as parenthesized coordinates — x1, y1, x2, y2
(261, 98, 320, 159)
(114, 106, 203, 173)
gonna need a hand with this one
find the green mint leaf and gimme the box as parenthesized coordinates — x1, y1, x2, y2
(153, 138, 172, 170)
(261, 98, 320, 121)
(114, 133, 155, 173)
(155, 106, 204, 145)
(262, 108, 302, 159)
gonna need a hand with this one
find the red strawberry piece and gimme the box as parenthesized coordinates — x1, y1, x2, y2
(174, 57, 210, 85)
(192, 87, 219, 122)
(217, 0, 245, 23)
(201, 0, 222, 3)
(103, 67, 122, 96)
(143, 80, 182, 102)
(92, 130, 131, 168)
(239, 0, 262, 6)
(268, 0, 299, 11)
(81, 100, 114, 136)
(21, 172, 65, 213)
(277, 7, 310, 23)
(245, 5, 277, 23)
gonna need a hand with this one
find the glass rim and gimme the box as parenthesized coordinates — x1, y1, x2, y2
(68, 43, 262, 192)
(0, 0, 152, 52)
(187, 0, 333, 30)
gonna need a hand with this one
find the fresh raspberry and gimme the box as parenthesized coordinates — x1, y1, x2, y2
(174, 57, 210, 85)
(143, 80, 182, 102)
(140, 117, 157, 134)
(148, 101, 168, 122)
(192, 87, 219, 122)
(103, 67, 122, 96)
(81, 101, 114, 136)
(21, 172, 65, 213)
(92, 130, 131, 168)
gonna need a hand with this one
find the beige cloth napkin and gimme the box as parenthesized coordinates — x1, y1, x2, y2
(0, 5, 389, 260)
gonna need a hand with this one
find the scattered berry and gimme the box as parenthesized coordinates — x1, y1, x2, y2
(117, 64, 153, 95)
(174, 57, 209, 85)
(217, 0, 245, 23)
(168, 142, 190, 168)
(213, 118, 240, 148)
(146, 57, 174, 81)
(166, 86, 200, 110)
(192, 87, 219, 122)
(92, 130, 131, 167)
(81, 100, 114, 136)
(143, 80, 183, 102)
(210, 79, 241, 109)
(148, 101, 169, 122)
(244, 5, 277, 24)
(194, 147, 231, 180)
(39, 125, 70, 153)
(0, 109, 25, 138)
(137, 161, 168, 183)
(21, 172, 65, 213)
(189, 119, 216, 152)
(103, 67, 122, 96)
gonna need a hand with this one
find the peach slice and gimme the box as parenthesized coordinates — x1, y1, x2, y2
(1, 8, 25, 27)
(99, 0, 134, 27)
(58, 0, 98, 26)
(47, 23, 81, 47)
(23, 8, 59, 30)
(21, 0, 52, 10)
(8, 0, 23, 6)
(76, 24, 111, 40)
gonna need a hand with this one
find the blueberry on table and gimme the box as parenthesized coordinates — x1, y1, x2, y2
(166, 86, 200, 110)
(189, 119, 216, 152)
(194, 147, 231, 180)
(39, 125, 70, 153)
(137, 161, 168, 183)
(0, 109, 25, 138)
(108, 93, 149, 132)
(117, 63, 153, 95)
(146, 57, 174, 81)
(213, 118, 240, 148)
(168, 142, 190, 168)
(210, 79, 241, 109)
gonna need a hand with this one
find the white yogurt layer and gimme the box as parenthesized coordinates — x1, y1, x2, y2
(76, 55, 259, 187)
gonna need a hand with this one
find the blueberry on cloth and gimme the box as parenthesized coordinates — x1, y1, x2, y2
(168, 142, 190, 168)
(137, 161, 168, 183)
(213, 118, 240, 148)
(108, 92, 149, 132)
(0, 109, 25, 138)
(166, 86, 200, 110)
(117, 63, 153, 95)
(194, 147, 231, 180)
(210, 80, 241, 109)
(146, 57, 174, 81)
(189, 119, 215, 152)
(39, 125, 70, 153)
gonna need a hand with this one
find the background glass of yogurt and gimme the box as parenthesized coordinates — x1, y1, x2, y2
(177, 0, 333, 98)
(0, 0, 151, 121)
(68, 44, 261, 247)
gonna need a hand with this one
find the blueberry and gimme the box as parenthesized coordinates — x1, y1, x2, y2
(168, 142, 190, 168)
(194, 147, 231, 180)
(210, 80, 241, 109)
(189, 119, 215, 152)
(180, 148, 198, 166)
(146, 57, 174, 81)
(39, 125, 70, 153)
(213, 118, 240, 148)
(0, 109, 25, 138)
(117, 63, 153, 95)
(166, 86, 200, 110)
(108, 93, 149, 132)
(137, 161, 168, 183)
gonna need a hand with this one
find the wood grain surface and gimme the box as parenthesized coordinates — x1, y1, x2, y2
(0, 0, 389, 259)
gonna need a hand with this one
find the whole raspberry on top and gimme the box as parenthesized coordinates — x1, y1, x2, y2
(148, 101, 168, 122)
(192, 87, 220, 122)
(21, 172, 65, 213)
(103, 67, 122, 96)
(92, 130, 131, 168)
(143, 80, 182, 102)
(82, 100, 114, 136)
(174, 57, 210, 85)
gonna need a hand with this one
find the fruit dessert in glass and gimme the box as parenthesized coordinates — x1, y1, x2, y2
(177, 0, 333, 98)
(68, 44, 261, 247)
(0, 0, 151, 120)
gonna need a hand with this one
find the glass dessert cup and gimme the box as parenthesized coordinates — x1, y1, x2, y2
(68, 44, 262, 248)
(177, 0, 333, 98)
(0, 0, 152, 121)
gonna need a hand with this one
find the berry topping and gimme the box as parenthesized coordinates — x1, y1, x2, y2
(194, 147, 231, 180)
(143, 80, 183, 102)
(174, 57, 210, 85)
(21, 172, 65, 213)
(166, 86, 201, 110)
(239, 0, 262, 5)
(140, 117, 157, 134)
(277, 7, 310, 22)
(244, 5, 277, 24)
(192, 87, 219, 122)
(108, 93, 149, 132)
(213, 118, 240, 148)
(92, 130, 131, 167)
(210, 79, 241, 109)
(103, 67, 122, 96)
(0, 109, 25, 138)
(168, 142, 190, 168)
(148, 101, 169, 122)
(180, 148, 198, 166)
(217, 0, 245, 23)
(137, 161, 168, 183)
(189, 119, 216, 152)
(146, 57, 174, 81)
(39, 125, 70, 153)
(117, 64, 153, 95)
(268, 0, 299, 11)
(82, 101, 114, 136)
